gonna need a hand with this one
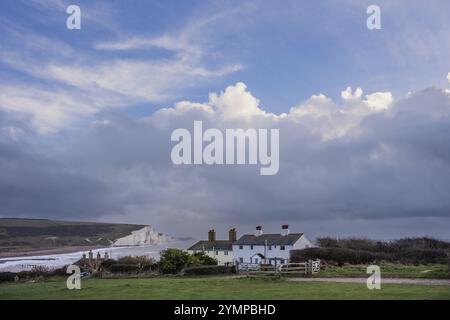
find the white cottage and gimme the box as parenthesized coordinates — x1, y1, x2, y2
(232, 225, 313, 266)
(187, 228, 236, 265)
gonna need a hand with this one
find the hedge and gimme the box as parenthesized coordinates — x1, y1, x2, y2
(181, 265, 236, 275)
(290, 247, 449, 265)
(109, 264, 140, 273)
(0, 266, 67, 283)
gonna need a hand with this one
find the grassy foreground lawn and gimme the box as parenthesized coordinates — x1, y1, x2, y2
(1, 277, 449, 300)
(317, 264, 450, 279)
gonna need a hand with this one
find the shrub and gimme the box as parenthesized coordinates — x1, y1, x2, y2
(49, 267, 67, 276)
(100, 259, 117, 270)
(99, 256, 156, 273)
(117, 256, 155, 265)
(290, 247, 381, 266)
(0, 272, 16, 283)
(118, 256, 157, 271)
(0, 266, 68, 283)
(109, 264, 140, 273)
(189, 252, 218, 266)
(158, 249, 218, 274)
(182, 265, 236, 276)
(316, 237, 450, 252)
(159, 248, 191, 274)
(292, 237, 450, 265)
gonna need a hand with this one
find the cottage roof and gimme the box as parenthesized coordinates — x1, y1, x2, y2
(187, 240, 232, 251)
(233, 233, 303, 246)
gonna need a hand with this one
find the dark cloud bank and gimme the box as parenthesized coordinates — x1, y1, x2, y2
(1, 85, 450, 239)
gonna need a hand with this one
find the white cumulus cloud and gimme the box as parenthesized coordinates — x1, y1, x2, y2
(365, 92, 394, 111)
(341, 86, 363, 101)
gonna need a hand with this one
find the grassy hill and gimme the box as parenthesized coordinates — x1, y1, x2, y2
(0, 218, 146, 257)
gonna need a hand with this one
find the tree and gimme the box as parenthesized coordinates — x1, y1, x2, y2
(190, 252, 218, 266)
(159, 248, 191, 274)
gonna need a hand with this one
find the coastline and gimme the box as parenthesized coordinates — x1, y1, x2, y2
(0, 240, 191, 272)
(0, 246, 101, 259)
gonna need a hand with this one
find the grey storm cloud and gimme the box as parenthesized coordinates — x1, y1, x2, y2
(0, 110, 117, 218)
(1, 84, 450, 238)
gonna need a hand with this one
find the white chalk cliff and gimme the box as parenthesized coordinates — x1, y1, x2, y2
(113, 226, 172, 246)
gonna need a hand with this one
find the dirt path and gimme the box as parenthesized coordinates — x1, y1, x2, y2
(287, 277, 450, 286)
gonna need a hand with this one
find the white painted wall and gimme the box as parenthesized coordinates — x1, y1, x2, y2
(232, 244, 291, 265)
(187, 249, 234, 265)
(232, 235, 313, 265)
(292, 235, 314, 250)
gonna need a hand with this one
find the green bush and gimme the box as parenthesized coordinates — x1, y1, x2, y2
(0, 272, 16, 283)
(109, 264, 140, 273)
(316, 237, 450, 252)
(189, 252, 218, 266)
(291, 247, 380, 265)
(182, 265, 236, 275)
(0, 266, 67, 283)
(117, 256, 155, 265)
(98, 256, 157, 273)
(310, 237, 450, 265)
(100, 259, 117, 270)
(158, 249, 218, 274)
(118, 256, 156, 271)
(159, 248, 192, 274)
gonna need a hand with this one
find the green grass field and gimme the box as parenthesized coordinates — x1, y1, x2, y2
(317, 263, 450, 279)
(1, 276, 449, 300)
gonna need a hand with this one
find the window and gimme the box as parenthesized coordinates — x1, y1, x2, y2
(239, 245, 243, 250)
(215, 250, 219, 255)
(224, 250, 228, 255)
(268, 245, 272, 250)
(280, 245, 285, 250)
(255, 258, 259, 263)
(250, 245, 254, 250)
(239, 257, 243, 263)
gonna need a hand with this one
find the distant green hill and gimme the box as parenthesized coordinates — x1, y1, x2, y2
(0, 218, 146, 256)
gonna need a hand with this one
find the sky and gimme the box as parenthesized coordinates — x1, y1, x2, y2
(1, 0, 450, 239)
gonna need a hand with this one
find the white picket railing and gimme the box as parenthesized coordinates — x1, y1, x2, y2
(237, 259, 321, 275)
(310, 259, 320, 273)
(238, 263, 261, 272)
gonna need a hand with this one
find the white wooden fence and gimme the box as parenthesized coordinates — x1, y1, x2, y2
(238, 263, 261, 272)
(278, 260, 321, 274)
(237, 259, 321, 275)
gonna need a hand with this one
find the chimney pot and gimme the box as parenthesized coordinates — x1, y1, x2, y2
(281, 224, 290, 236)
(229, 228, 237, 242)
(255, 225, 263, 237)
(208, 229, 216, 242)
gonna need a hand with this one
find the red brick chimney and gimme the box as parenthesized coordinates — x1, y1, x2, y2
(208, 229, 216, 242)
(228, 228, 237, 242)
